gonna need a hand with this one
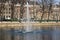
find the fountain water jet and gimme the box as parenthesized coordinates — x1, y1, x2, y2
(24, 2, 33, 32)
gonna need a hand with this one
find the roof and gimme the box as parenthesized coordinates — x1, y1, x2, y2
(14, 3, 21, 6)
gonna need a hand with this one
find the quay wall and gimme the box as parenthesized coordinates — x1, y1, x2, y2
(0, 22, 60, 28)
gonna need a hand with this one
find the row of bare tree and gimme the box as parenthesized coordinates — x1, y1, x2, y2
(0, 0, 60, 21)
(39, 0, 54, 21)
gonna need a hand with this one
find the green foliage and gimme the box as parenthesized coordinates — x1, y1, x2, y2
(34, 20, 60, 22)
(3, 18, 18, 21)
(11, 18, 18, 21)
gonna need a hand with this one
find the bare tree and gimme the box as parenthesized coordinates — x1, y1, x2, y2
(40, 0, 45, 21)
(39, 0, 54, 22)
(0, 2, 5, 21)
(20, 0, 25, 19)
(11, 0, 15, 20)
(48, 0, 54, 21)
(33, 0, 35, 19)
(59, 2, 60, 20)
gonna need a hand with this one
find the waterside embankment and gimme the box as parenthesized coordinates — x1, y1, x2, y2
(0, 22, 60, 28)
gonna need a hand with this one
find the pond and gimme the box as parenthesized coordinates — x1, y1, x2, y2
(0, 26, 60, 40)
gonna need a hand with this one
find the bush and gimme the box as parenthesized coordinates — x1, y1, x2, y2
(11, 18, 18, 21)
(3, 18, 18, 21)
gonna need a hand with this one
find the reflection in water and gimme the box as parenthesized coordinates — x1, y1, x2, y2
(0, 26, 60, 40)
(52, 27, 60, 40)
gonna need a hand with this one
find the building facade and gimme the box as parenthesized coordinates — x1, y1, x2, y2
(14, 3, 21, 20)
(0, 1, 60, 21)
(3, 1, 12, 20)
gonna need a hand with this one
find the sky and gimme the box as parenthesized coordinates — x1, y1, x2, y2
(55, 0, 60, 3)
(55, 0, 60, 4)
(37, 0, 60, 4)
(55, 0, 60, 2)
(30, 0, 60, 4)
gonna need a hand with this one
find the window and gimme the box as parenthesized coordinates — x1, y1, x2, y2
(9, 12, 11, 14)
(9, 16, 10, 17)
(6, 16, 11, 19)
(9, 8, 11, 10)
(6, 12, 8, 14)
(6, 16, 8, 18)
(4, 12, 5, 14)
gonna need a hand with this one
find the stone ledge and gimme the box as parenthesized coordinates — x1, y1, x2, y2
(0, 22, 60, 28)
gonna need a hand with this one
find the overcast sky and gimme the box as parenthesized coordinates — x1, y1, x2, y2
(55, 0, 60, 4)
(37, 0, 60, 4)
(30, 0, 60, 4)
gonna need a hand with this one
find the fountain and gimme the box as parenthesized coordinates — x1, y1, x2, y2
(24, 2, 33, 32)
